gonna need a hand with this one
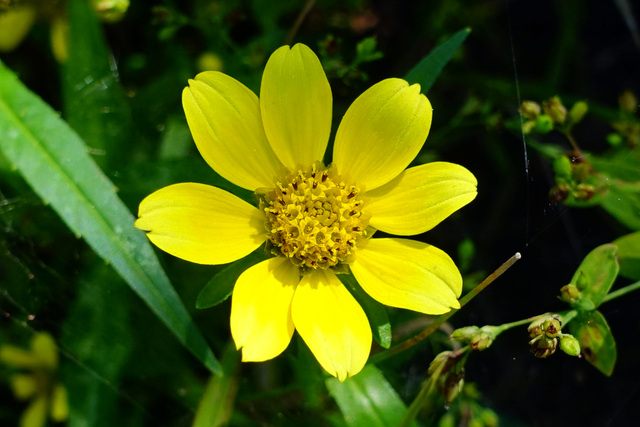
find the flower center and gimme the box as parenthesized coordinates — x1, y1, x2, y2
(260, 164, 368, 270)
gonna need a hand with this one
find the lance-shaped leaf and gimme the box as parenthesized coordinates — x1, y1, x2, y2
(326, 365, 417, 427)
(569, 244, 619, 310)
(196, 248, 270, 309)
(569, 310, 617, 376)
(0, 60, 221, 375)
(405, 27, 471, 93)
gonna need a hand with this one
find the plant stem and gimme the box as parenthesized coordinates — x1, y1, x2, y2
(285, 0, 316, 45)
(369, 252, 521, 364)
(602, 280, 640, 304)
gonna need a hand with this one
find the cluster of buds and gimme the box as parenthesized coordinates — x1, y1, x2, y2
(527, 314, 581, 358)
(520, 97, 588, 135)
(608, 90, 639, 148)
(548, 153, 598, 203)
(428, 350, 467, 405)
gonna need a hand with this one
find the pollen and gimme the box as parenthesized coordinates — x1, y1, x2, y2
(260, 164, 369, 270)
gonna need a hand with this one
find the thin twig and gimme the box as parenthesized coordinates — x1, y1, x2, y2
(369, 252, 522, 364)
(285, 0, 316, 46)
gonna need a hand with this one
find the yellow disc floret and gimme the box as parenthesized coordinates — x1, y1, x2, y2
(260, 164, 368, 270)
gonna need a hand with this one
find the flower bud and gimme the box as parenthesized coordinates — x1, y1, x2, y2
(619, 90, 638, 114)
(543, 96, 568, 124)
(571, 162, 591, 183)
(559, 334, 581, 357)
(573, 183, 595, 201)
(91, 0, 130, 23)
(470, 331, 493, 351)
(197, 52, 224, 72)
(535, 114, 554, 133)
(606, 133, 623, 147)
(519, 100, 541, 119)
(523, 119, 537, 134)
(559, 284, 580, 303)
(450, 326, 480, 343)
(568, 101, 588, 124)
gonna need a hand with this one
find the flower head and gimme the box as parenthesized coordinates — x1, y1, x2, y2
(135, 43, 477, 380)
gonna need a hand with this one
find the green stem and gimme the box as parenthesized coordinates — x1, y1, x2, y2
(493, 317, 533, 334)
(369, 252, 521, 365)
(602, 280, 640, 304)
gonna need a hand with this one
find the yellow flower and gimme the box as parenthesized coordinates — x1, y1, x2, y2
(135, 44, 477, 381)
(0, 332, 69, 427)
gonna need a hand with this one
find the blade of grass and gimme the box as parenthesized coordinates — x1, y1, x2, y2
(0, 60, 221, 375)
(405, 27, 471, 93)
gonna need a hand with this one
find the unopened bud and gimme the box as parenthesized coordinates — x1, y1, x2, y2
(543, 96, 568, 124)
(519, 101, 541, 119)
(450, 326, 480, 343)
(568, 101, 588, 124)
(523, 120, 537, 134)
(619, 90, 638, 114)
(559, 334, 581, 357)
(91, 0, 130, 23)
(571, 162, 591, 183)
(470, 331, 493, 351)
(560, 284, 580, 303)
(574, 183, 595, 201)
(535, 114, 554, 133)
(197, 52, 224, 72)
(607, 133, 623, 147)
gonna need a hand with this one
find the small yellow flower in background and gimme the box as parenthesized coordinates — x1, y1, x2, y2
(0, 332, 69, 427)
(136, 44, 477, 381)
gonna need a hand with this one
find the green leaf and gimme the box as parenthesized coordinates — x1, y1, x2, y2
(192, 344, 240, 427)
(569, 244, 619, 310)
(599, 182, 640, 231)
(569, 310, 617, 376)
(0, 60, 221, 375)
(613, 231, 640, 280)
(196, 248, 270, 309)
(339, 274, 392, 349)
(62, 0, 132, 171)
(404, 27, 471, 93)
(326, 365, 416, 427)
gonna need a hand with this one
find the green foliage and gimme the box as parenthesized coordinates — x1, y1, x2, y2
(569, 310, 617, 376)
(326, 365, 416, 427)
(405, 27, 471, 93)
(567, 244, 619, 311)
(613, 231, 640, 280)
(0, 60, 220, 375)
(196, 247, 270, 309)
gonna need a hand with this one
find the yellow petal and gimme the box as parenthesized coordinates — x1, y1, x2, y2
(366, 162, 477, 235)
(50, 384, 69, 422)
(230, 258, 299, 362)
(183, 72, 283, 190)
(351, 238, 462, 315)
(292, 270, 371, 381)
(31, 332, 58, 370)
(20, 396, 47, 427)
(10, 374, 37, 400)
(260, 44, 332, 168)
(333, 78, 432, 191)
(135, 183, 266, 265)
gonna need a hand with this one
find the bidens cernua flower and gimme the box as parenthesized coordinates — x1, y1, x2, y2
(135, 44, 477, 381)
